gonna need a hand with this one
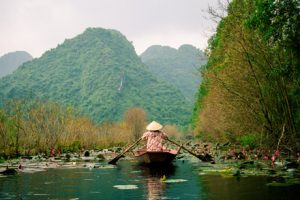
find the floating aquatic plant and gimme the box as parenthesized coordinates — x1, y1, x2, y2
(163, 179, 187, 183)
(113, 185, 139, 190)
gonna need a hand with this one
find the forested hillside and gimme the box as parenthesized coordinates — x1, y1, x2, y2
(141, 45, 206, 103)
(0, 28, 190, 126)
(192, 0, 300, 150)
(0, 51, 32, 78)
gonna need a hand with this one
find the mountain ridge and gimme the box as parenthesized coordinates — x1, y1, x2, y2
(0, 28, 190, 126)
(0, 51, 32, 78)
(140, 44, 206, 103)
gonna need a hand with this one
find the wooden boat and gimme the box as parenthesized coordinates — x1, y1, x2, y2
(133, 147, 181, 164)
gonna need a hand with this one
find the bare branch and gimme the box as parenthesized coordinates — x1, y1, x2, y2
(207, 0, 229, 23)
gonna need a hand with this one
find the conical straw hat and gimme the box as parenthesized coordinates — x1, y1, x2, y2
(146, 121, 163, 131)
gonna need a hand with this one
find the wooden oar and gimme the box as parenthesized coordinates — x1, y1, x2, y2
(108, 138, 142, 164)
(166, 138, 214, 162)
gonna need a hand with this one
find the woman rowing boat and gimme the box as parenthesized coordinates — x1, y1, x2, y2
(142, 121, 169, 152)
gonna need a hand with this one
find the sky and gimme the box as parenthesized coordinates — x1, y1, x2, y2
(0, 0, 221, 58)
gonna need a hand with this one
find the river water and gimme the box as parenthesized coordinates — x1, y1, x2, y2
(0, 160, 299, 200)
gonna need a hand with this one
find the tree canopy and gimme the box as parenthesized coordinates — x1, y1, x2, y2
(192, 0, 300, 150)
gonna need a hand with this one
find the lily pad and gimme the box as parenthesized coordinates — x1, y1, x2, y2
(33, 193, 50, 196)
(113, 185, 138, 190)
(266, 178, 300, 187)
(266, 181, 294, 187)
(162, 179, 187, 183)
(201, 167, 234, 175)
(44, 181, 54, 185)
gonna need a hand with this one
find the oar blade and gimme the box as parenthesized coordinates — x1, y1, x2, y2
(108, 155, 125, 165)
(167, 138, 215, 163)
(196, 154, 215, 163)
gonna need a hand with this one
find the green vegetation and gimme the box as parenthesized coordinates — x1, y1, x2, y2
(238, 134, 258, 149)
(0, 100, 136, 157)
(0, 100, 184, 158)
(140, 45, 207, 103)
(2, 0, 298, 158)
(192, 0, 300, 150)
(0, 28, 190, 126)
(0, 51, 32, 78)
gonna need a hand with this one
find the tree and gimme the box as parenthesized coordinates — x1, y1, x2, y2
(163, 124, 182, 139)
(123, 107, 147, 140)
(0, 109, 16, 157)
(192, 0, 300, 149)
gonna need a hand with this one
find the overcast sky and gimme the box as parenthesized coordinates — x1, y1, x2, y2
(0, 0, 221, 58)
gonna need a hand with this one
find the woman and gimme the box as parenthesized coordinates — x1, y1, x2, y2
(142, 121, 168, 152)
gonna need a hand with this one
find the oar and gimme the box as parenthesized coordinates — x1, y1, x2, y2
(108, 138, 142, 164)
(166, 138, 214, 162)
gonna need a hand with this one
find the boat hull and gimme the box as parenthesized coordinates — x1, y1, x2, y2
(133, 149, 178, 164)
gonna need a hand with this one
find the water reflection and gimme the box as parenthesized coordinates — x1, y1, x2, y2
(136, 163, 176, 200)
(146, 177, 166, 200)
(137, 163, 176, 177)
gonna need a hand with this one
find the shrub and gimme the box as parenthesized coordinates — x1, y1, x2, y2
(239, 134, 258, 149)
(68, 141, 81, 152)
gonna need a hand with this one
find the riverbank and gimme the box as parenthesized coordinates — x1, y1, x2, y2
(0, 149, 119, 173)
(1, 143, 300, 186)
(1, 148, 300, 180)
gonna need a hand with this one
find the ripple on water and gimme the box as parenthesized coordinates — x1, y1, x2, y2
(90, 191, 101, 194)
(0, 192, 16, 199)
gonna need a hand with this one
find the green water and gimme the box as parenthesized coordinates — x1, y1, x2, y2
(0, 160, 299, 199)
